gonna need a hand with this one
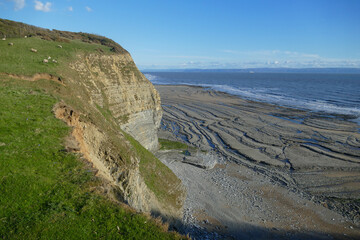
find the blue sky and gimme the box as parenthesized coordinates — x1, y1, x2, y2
(1, 0, 360, 69)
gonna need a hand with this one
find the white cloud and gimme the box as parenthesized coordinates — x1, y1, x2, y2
(159, 55, 218, 60)
(68, 6, 73, 12)
(221, 49, 323, 63)
(138, 49, 360, 69)
(140, 58, 360, 69)
(85, 6, 92, 12)
(34, 0, 51, 12)
(12, 0, 25, 11)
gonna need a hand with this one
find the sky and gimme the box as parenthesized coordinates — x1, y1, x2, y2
(1, 0, 360, 69)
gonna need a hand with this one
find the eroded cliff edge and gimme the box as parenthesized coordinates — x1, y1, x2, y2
(57, 52, 184, 222)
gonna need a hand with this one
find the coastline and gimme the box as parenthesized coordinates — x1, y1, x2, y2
(155, 84, 360, 239)
(145, 70, 360, 129)
(155, 83, 360, 128)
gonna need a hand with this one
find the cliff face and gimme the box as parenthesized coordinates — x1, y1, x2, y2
(54, 52, 185, 221)
(69, 53, 162, 151)
(53, 103, 169, 214)
(57, 51, 184, 223)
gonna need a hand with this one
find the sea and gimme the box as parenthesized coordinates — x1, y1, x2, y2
(143, 71, 360, 125)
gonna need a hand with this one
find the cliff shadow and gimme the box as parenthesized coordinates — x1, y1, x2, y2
(180, 218, 359, 240)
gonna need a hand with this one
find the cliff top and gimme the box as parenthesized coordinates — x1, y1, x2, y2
(0, 18, 128, 54)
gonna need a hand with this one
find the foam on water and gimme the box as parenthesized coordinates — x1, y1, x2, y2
(204, 84, 360, 117)
(144, 73, 158, 81)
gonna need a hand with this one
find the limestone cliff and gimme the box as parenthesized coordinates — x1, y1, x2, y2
(56, 52, 184, 221)
(69, 53, 162, 151)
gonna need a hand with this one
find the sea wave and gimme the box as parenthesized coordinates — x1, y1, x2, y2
(144, 74, 159, 81)
(206, 84, 360, 117)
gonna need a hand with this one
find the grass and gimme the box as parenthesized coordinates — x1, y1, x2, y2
(0, 37, 112, 76)
(0, 18, 127, 54)
(123, 134, 184, 209)
(159, 139, 194, 151)
(95, 104, 114, 123)
(0, 82, 185, 239)
(93, 94, 183, 210)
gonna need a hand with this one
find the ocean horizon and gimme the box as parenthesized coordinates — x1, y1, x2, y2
(144, 71, 360, 125)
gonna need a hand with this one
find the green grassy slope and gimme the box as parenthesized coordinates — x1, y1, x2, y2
(0, 80, 184, 240)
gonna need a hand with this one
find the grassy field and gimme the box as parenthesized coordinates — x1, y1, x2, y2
(0, 81, 184, 239)
(0, 18, 127, 54)
(0, 37, 112, 76)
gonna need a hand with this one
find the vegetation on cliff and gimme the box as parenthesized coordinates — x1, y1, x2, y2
(0, 36, 112, 76)
(0, 80, 184, 239)
(159, 139, 192, 151)
(0, 19, 185, 239)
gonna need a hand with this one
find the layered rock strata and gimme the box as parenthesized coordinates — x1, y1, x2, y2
(53, 102, 183, 222)
(52, 53, 183, 221)
(69, 53, 162, 151)
(53, 103, 155, 212)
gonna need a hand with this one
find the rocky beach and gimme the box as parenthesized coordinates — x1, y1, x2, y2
(155, 85, 360, 239)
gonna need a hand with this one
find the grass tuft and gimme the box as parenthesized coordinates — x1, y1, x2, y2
(159, 138, 194, 151)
